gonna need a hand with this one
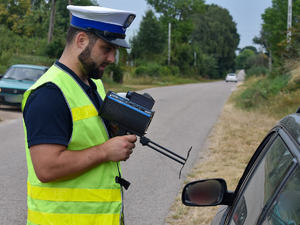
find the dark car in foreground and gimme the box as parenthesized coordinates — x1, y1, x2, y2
(182, 109, 300, 225)
(0, 64, 48, 107)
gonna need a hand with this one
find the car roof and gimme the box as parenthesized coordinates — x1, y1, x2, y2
(10, 64, 49, 70)
(279, 113, 300, 146)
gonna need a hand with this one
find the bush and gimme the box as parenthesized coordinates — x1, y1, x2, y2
(197, 54, 219, 78)
(135, 62, 173, 77)
(235, 74, 290, 109)
(172, 43, 194, 75)
(0, 25, 21, 51)
(106, 64, 124, 83)
(45, 39, 64, 58)
(245, 53, 268, 69)
(9, 54, 54, 67)
(169, 65, 180, 76)
(246, 66, 269, 78)
(0, 26, 48, 58)
(0, 50, 12, 69)
(23, 37, 48, 56)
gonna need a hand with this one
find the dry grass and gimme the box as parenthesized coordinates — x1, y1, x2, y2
(164, 87, 278, 225)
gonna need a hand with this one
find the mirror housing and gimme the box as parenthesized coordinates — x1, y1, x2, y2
(182, 178, 234, 207)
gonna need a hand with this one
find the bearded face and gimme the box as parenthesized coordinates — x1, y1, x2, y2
(78, 41, 104, 79)
(78, 35, 116, 80)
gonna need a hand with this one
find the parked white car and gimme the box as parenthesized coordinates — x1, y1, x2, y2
(225, 73, 238, 82)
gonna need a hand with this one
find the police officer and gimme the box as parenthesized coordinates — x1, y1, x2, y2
(22, 5, 137, 225)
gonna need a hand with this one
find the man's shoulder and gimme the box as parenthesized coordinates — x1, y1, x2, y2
(23, 82, 72, 148)
(24, 82, 67, 114)
(29, 82, 62, 101)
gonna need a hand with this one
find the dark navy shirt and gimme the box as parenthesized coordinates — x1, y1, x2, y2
(23, 61, 103, 148)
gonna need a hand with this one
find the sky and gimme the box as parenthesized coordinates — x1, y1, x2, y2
(97, 0, 273, 49)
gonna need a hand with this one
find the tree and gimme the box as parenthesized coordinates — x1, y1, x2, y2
(23, 1, 50, 38)
(45, 0, 97, 56)
(235, 49, 255, 69)
(130, 10, 166, 60)
(259, 0, 300, 64)
(51, 0, 97, 42)
(147, 0, 205, 44)
(241, 46, 258, 54)
(144, 0, 206, 76)
(191, 4, 240, 78)
(253, 30, 273, 71)
(147, 0, 204, 21)
(0, 0, 31, 34)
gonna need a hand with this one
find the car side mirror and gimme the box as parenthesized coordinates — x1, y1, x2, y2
(182, 179, 235, 207)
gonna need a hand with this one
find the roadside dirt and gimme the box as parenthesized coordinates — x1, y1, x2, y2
(0, 105, 22, 122)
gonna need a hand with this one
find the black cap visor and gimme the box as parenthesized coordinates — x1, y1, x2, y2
(94, 31, 130, 48)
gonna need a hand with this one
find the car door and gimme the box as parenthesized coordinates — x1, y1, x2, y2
(221, 126, 299, 225)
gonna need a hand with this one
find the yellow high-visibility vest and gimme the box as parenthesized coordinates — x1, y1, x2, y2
(22, 65, 123, 225)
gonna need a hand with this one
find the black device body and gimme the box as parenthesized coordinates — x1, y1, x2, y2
(100, 91, 155, 136)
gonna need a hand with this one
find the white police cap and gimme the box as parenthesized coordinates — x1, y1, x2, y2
(67, 5, 136, 48)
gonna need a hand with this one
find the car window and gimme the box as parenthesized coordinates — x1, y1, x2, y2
(229, 136, 294, 225)
(3, 67, 45, 81)
(262, 166, 300, 225)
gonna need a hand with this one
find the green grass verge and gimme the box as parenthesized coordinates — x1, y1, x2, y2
(233, 72, 299, 119)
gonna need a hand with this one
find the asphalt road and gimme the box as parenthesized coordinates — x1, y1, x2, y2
(0, 81, 236, 225)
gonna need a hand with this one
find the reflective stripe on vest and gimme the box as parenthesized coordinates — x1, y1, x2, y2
(22, 65, 122, 225)
(27, 210, 120, 225)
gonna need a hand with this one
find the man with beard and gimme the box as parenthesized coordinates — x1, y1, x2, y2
(22, 5, 137, 225)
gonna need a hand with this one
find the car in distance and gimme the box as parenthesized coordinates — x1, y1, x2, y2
(225, 73, 238, 82)
(0, 64, 48, 107)
(182, 109, 300, 225)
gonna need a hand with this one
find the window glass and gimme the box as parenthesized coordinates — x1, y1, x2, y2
(264, 139, 294, 202)
(229, 137, 294, 225)
(3, 67, 45, 81)
(262, 166, 300, 225)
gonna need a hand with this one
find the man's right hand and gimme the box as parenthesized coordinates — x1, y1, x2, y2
(101, 135, 137, 162)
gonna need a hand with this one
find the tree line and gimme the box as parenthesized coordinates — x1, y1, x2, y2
(237, 0, 300, 77)
(0, 0, 299, 80)
(130, 0, 239, 79)
(0, 0, 240, 79)
(0, 0, 95, 73)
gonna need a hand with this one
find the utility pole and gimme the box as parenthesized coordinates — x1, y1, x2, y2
(48, 0, 56, 43)
(287, 0, 292, 43)
(168, 23, 171, 65)
(268, 49, 272, 72)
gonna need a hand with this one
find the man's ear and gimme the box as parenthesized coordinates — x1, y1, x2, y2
(75, 31, 89, 50)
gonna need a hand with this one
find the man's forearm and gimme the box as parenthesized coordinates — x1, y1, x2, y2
(30, 144, 107, 183)
(29, 135, 136, 183)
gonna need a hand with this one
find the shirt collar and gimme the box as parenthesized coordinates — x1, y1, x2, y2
(55, 61, 97, 92)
